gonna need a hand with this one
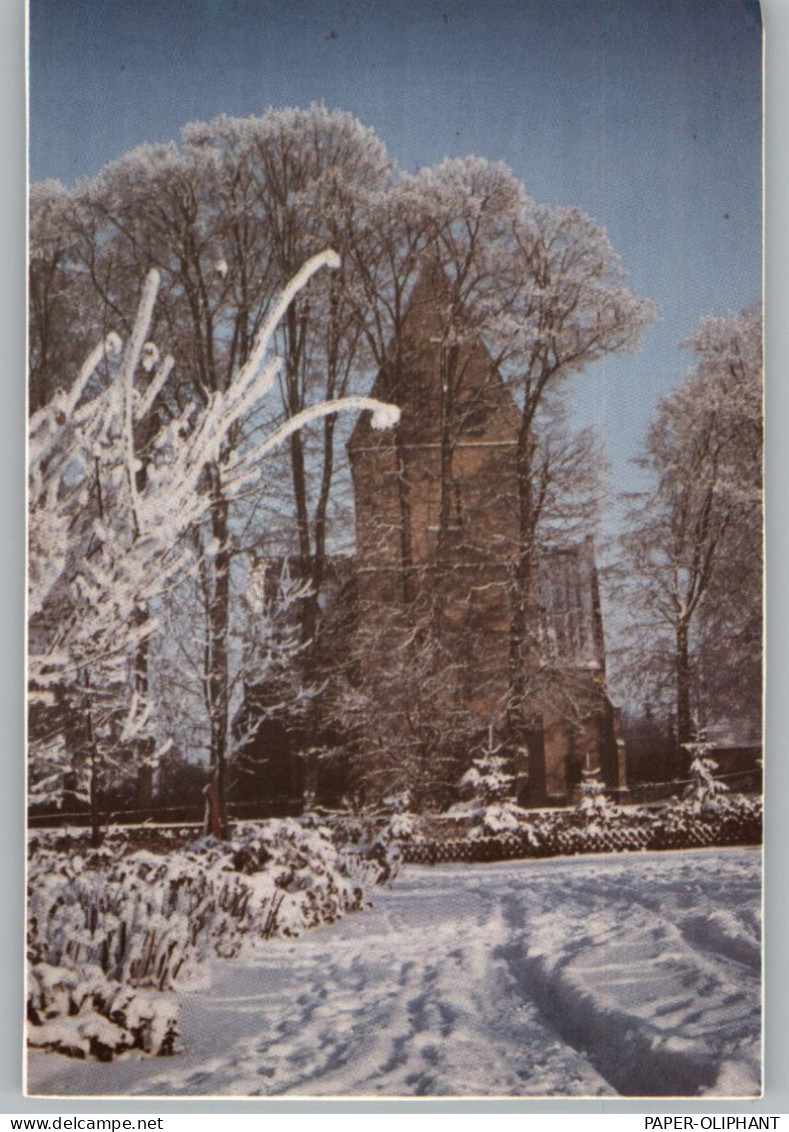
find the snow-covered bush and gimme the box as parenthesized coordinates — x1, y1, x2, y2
(471, 802, 529, 836)
(27, 963, 179, 1062)
(459, 728, 513, 805)
(28, 818, 369, 1060)
(29, 820, 365, 978)
(717, 792, 762, 822)
(326, 798, 408, 886)
(380, 791, 417, 844)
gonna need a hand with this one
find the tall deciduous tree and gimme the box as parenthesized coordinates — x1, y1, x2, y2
(35, 106, 394, 821)
(181, 107, 390, 639)
(28, 181, 98, 414)
(617, 306, 762, 768)
(499, 205, 656, 747)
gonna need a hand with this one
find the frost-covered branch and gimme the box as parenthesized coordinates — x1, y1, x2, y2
(29, 249, 400, 813)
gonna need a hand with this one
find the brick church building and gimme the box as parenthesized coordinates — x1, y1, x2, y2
(345, 266, 628, 806)
(236, 266, 628, 808)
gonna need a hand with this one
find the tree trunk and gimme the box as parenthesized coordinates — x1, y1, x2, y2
(132, 606, 155, 819)
(509, 421, 538, 756)
(284, 304, 314, 645)
(303, 412, 337, 646)
(132, 436, 156, 818)
(675, 619, 693, 777)
(89, 756, 101, 848)
(390, 346, 415, 603)
(207, 466, 231, 837)
(436, 342, 459, 566)
(84, 690, 102, 848)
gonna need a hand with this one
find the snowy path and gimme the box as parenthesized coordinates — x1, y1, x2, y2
(28, 847, 761, 1099)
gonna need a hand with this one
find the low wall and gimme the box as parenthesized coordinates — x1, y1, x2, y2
(398, 809, 762, 865)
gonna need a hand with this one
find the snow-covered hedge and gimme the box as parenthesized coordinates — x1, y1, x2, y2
(397, 793, 762, 865)
(27, 818, 368, 1061)
(323, 808, 405, 886)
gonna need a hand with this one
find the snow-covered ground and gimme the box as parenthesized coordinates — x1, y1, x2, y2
(27, 846, 761, 1099)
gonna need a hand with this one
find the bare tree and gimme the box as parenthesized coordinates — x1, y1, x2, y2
(28, 254, 400, 836)
(498, 205, 657, 748)
(30, 106, 397, 827)
(616, 306, 762, 770)
(28, 181, 101, 414)
(182, 106, 391, 643)
(322, 591, 478, 810)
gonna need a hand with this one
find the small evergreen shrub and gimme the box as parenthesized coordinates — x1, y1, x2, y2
(452, 727, 531, 837)
(576, 761, 618, 828)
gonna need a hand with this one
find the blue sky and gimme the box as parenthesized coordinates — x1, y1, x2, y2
(29, 0, 763, 516)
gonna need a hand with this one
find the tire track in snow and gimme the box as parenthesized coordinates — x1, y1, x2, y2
(490, 855, 760, 1096)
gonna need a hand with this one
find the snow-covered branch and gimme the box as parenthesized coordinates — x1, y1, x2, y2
(28, 250, 400, 810)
